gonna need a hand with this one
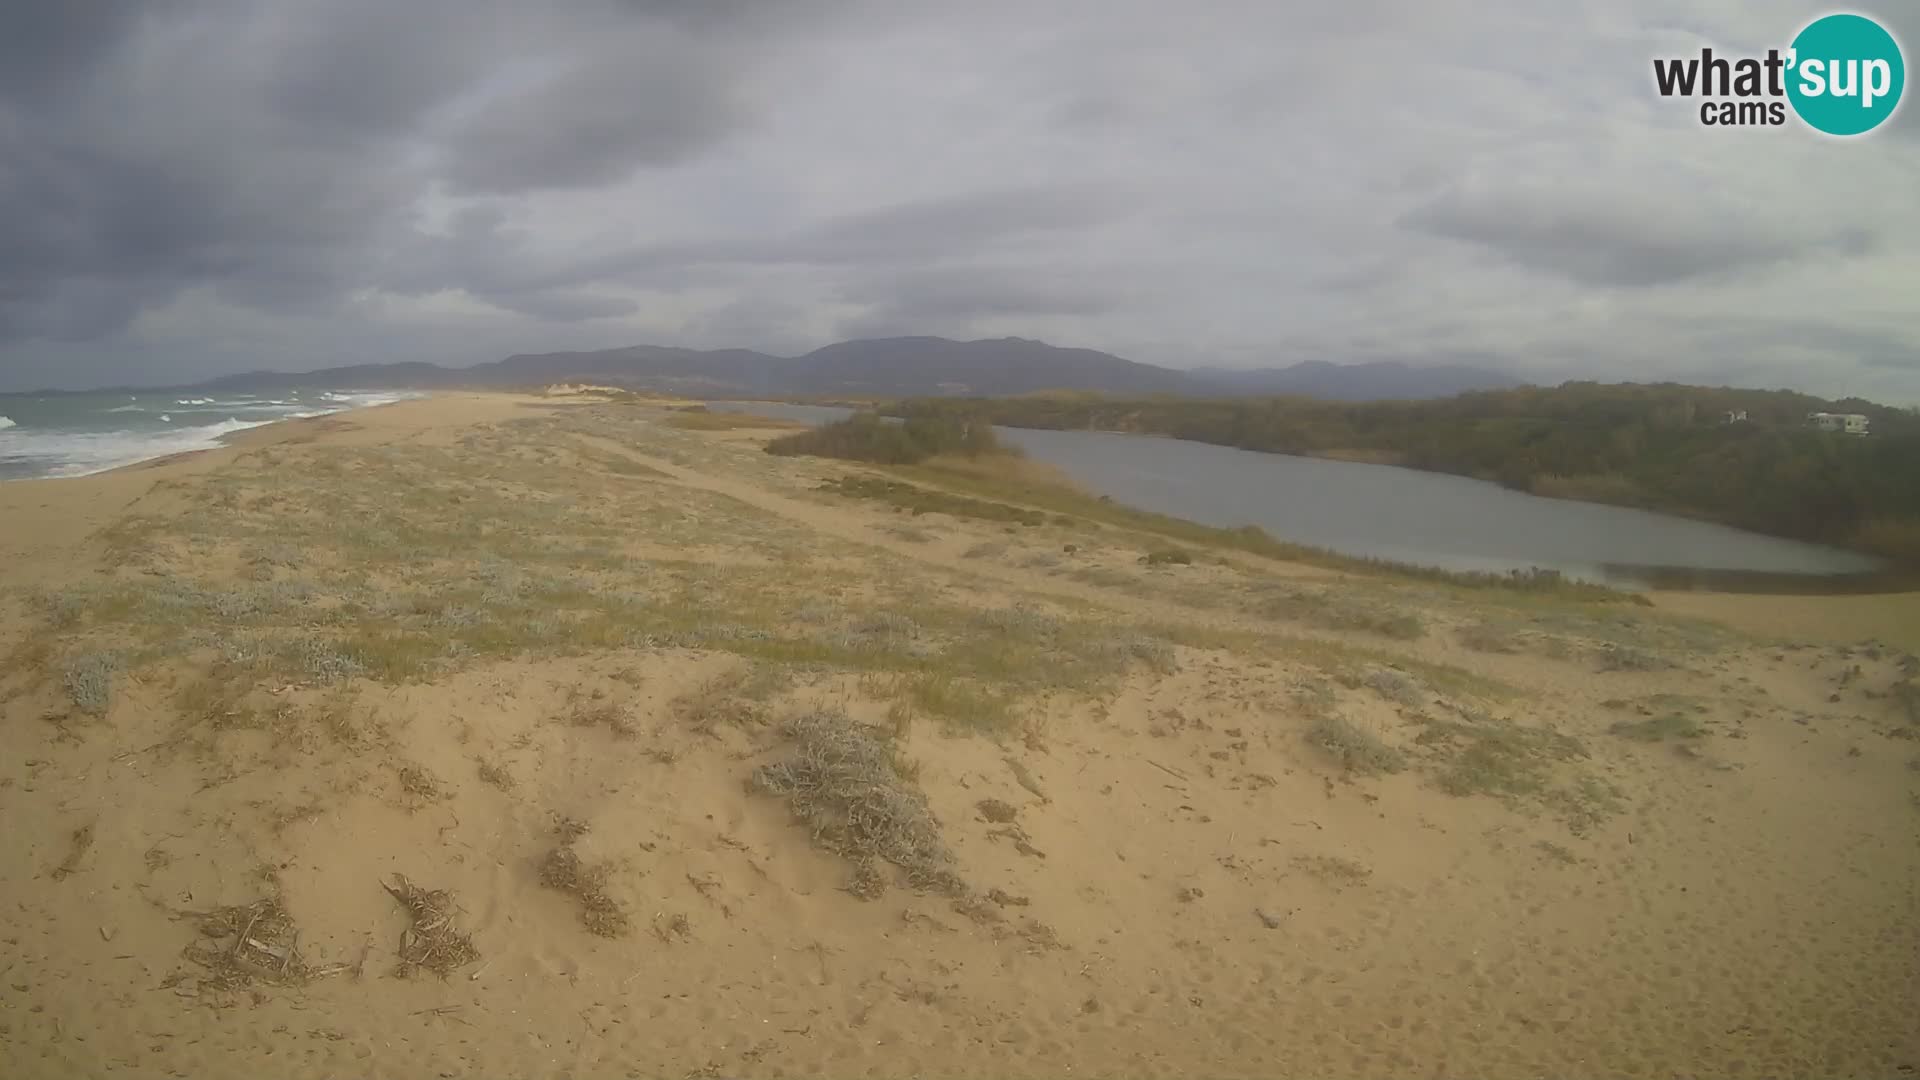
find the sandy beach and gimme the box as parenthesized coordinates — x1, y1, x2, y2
(2, 392, 1916, 1079)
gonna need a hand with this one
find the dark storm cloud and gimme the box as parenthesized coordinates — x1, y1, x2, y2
(0, 0, 856, 348)
(0, 1, 168, 98)
(2, 2, 426, 340)
(437, 42, 753, 193)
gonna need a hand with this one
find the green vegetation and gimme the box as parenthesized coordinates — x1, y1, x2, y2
(1290, 854, 1373, 885)
(1409, 710, 1615, 832)
(1595, 644, 1670, 672)
(891, 385, 1920, 563)
(663, 410, 804, 431)
(766, 410, 1008, 465)
(62, 652, 119, 716)
(816, 475, 1045, 525)
(22, 411, 1232, 750)
(1535, 840, 1582, 865)
(1457, 620, 1520, 653)
(899, 672, 1016, 732)
(1892, 677, 1918, 726)
(1362, 667, 1426, 706)
(1609, 713, 1707, 741)
(1255, 588, 1426, 639)
(1304, 714, 1408, 775)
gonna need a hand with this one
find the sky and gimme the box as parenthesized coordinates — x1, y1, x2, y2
(2, 1, 1917, 401)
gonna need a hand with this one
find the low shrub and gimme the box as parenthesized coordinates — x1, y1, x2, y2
(766, 412, 1009, 465)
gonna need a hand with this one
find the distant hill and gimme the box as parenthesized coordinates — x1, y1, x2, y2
(1188, 359, 1526, 400)
(178, 337, 1526, 401)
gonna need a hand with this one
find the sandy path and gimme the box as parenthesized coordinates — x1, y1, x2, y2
(578, 434, 1583, 696)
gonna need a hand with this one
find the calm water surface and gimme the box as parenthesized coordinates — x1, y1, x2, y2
(711, 402, 1883, 587)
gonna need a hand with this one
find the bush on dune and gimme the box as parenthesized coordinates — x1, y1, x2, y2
(765, 412, 1012, 465)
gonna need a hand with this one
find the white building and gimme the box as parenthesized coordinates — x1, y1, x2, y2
(1807, 412, 1869, 435)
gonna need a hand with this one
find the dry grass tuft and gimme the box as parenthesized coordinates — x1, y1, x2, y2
(569, 699, 639, 738)
(383, 875, 480, 977)
(63, 652, 119, 716)
(476, 758, 515, 790)
(752, 709, 963, 897)
(672, 667, 783, 734)
(1608, 713, 1707, 742)
(975, 798, 1020, 823)
(396, 763, 443, 800)
(184, 897, 328, 992)
(1457, 620, 1521, 653)
(554, 815, 591, 845)
(1292, 854, 1372, 886)
(1140, 546, 1194, 567)
(539, 821, 629, 937)
(49, 822, 97, 881)
(1596, 644, 1670, 672)
(1888, 677, 1917, 726)
(1305, 715, 1408, 776)
(1362, 668, 1425, 707)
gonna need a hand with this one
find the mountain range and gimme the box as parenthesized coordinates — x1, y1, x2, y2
(187, 336, 1525, 401)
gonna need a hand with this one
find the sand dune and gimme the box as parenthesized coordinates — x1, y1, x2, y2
(2, 393, 1915, 1079)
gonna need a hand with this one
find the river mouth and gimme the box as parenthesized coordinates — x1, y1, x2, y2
(708, 400, 1896, 596)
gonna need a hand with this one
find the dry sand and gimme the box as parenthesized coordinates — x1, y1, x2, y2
(2, 392, 1916, 1079)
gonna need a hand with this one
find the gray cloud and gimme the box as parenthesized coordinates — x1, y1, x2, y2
(791, 187, 1129, 264)
(0, 0, 1917, 401)
(840, 265, 1122, 329)
(438, 44, 750, 193)
(1401, 183, 1875, 287)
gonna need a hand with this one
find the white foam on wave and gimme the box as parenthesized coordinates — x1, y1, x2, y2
(0, 417, 274, 479)
(106, 404, 145, 413)
(319, 390, 415, 409)
(175, 398, 215, 406)
(3, 388, 422, 480)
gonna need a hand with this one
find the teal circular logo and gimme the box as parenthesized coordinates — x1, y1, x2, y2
(1786, 13, 1905, 136)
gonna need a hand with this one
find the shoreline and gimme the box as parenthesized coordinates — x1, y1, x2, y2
(0, 390, 423, 484)
(723, 400, 1904, 596)
(868, 403, 1912, 570)
(0, 393, 528, 584)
